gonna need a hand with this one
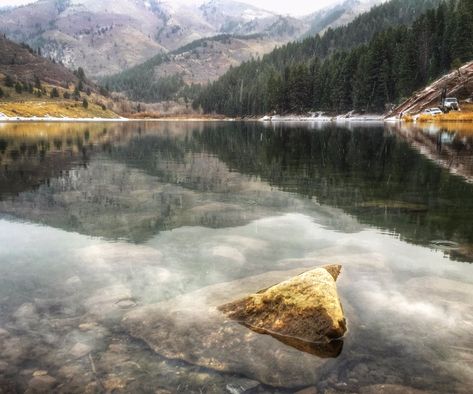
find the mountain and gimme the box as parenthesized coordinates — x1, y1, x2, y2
(0, 0, 307, 79)
(199, 0, 275, 32)
(194, 0, 451, 116)
(103, 0, 398, 102)
(102, 33, 308, 103)
(148, 34, 298, 85)
(0, 0, 392, 82)
(304, 0, 385, 37)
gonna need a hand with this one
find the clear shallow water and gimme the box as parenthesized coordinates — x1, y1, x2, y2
(0, 121, 472, 393)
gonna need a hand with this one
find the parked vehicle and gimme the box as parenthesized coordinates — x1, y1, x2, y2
(442, 97, 460, 111)
(422, 108, 444, 116)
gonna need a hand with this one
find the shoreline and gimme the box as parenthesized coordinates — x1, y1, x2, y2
(0, 116, 130, 123)
(0, 115, 234, 123)
(1, 114, 473, 125)
(0, 115, 390, 123)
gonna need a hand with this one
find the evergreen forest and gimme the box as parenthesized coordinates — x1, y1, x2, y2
(194, 0, 473, 116)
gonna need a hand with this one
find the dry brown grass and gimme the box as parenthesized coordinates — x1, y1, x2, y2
(0, 100, 117, 119)
(403, 104, 473, 123)
(0, 81, 119, 119)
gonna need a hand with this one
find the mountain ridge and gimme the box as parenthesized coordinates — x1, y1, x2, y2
(0, 0, 385, 79)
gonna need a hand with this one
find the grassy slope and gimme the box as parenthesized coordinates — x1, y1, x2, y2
(0, 100, 117, 118)
(0, 83, 118, 119)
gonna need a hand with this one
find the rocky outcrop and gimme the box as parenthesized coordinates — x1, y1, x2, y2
(219, 265, 346, 345)
(122, 266, 346, 388)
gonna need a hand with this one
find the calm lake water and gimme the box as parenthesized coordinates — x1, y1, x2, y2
(0, 121, 472, 393)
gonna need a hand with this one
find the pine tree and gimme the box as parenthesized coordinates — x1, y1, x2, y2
(15, 82, 23, 94)
(34, 75, 42, 90)
(311, 58, 323, 109)
(352, 53, 371, 112)
(50, 88, 60, 98)
(288, 63, 311, 113)
(4, 75, 14, 88)
(395, 31, 418, 100)
(452, 1, 473, 62)
(73, 86, 81, 100)
(76, 67, 86, 81)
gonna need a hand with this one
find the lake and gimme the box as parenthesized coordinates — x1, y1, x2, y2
(0, 121, 472, 393)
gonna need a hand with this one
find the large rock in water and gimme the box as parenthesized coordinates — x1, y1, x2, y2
(219, 265, 346, 345)
(122, 265, 347, 388)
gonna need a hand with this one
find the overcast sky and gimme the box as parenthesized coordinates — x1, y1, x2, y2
(0, 0, 344, 16)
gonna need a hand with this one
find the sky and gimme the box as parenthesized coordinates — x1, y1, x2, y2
(0, 0, 345, 16)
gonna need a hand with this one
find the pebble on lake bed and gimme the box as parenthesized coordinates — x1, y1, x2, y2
(69, 343, 92, 358)
(225, 377, 260, 394)
(360, 384, 429, 394)
(26, 375, 57, 392)
(32, 370, 48, 377)
(116, 299, 137, 309)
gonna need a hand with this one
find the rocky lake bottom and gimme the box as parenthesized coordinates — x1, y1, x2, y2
(0, 121, 472, 393)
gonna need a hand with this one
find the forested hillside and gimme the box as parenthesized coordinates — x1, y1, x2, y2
(195, 0, 473, 116)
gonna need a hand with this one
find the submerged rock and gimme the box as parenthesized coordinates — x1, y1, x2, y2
(69, 343, 92, 359)
(360, 384, 428, 394)
(122, 266, 346, 388)
(225, 377, 260, 394)
(26, 375, 57, 393)
(32, 370, 48, 377)
(219, 265, 346, 344)
(13, 303, 39, 329)
(0, 361, 9, 372)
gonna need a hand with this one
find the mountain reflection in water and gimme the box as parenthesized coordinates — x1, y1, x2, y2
(0, 121, 472, 393)
(2, 121, 473, 260)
